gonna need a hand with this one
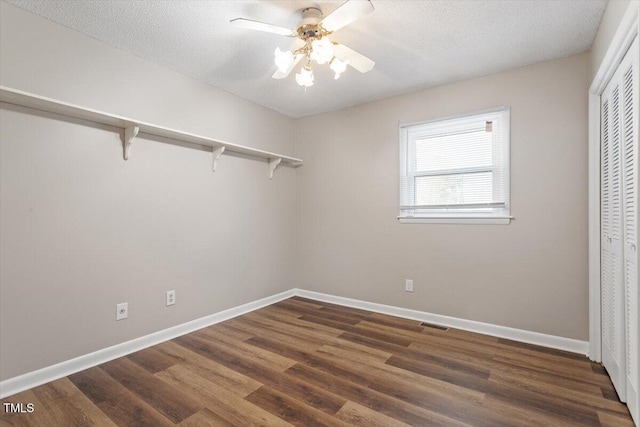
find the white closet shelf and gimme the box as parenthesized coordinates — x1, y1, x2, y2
(0, 86, 303, 176)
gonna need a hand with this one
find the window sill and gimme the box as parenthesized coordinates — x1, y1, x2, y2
(398, 216, 512, 225)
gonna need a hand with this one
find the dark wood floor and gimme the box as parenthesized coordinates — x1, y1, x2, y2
(0, 296, 634, 426)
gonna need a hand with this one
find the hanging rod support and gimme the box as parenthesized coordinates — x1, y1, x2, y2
(123, 125, 139, 161)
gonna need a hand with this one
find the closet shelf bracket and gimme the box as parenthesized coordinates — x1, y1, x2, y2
(212, 146, 225, 172)
(269, 157, 282, 179)
(123, 124, 139, 161)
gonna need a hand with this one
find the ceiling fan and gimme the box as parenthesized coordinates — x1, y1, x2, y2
(230, 0, 375, 88)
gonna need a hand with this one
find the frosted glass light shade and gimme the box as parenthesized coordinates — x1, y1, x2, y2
(329, 57, 348, 79)
(274, 47, 294, 73)
(295, 67, 314, 87)
(310, 38, 334, 65)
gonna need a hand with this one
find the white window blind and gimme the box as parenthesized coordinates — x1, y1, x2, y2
(399, 108, 510, 222)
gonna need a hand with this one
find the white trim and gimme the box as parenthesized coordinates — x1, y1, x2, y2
(398, 216, 511, 225)
(589, 92, 602, 362)
(399, 106, 510, 129)
(295, 289, 589, 355)
(588, 0, 639, 363)
(0, 289, 295, 399)
(590, 1, 640, 96)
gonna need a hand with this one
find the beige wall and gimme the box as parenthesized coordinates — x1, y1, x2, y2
(295, 53, 590, 340)
(0, 0, 604, 382)
(590, 0, 632, 80)
(0, 2, 296, 380)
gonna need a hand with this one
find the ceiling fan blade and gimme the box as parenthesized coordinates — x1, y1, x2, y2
(272, 54, 304, 79)
(321, 0, 374, 33)
(333, 43, 375, 73)
(230, 18, 295, 37)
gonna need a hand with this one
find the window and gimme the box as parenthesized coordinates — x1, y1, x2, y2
(399, 107, 511, 224)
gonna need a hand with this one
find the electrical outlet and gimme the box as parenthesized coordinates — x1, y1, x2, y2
(405, 279, 414, 292)
(116, 302, 128, 320)
(166, 290, 176, 306)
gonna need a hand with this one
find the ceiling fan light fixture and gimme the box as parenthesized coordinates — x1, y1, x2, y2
(329, 57, 348, 79)
(310, 37, 334, 65)
(274, 47, 294, 73)
(295, 66, 314, 87)
(232, 0, 375, 88)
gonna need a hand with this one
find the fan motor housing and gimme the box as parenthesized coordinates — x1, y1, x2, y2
(297, 7, 324, 39)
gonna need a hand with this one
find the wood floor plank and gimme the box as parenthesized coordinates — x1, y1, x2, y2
(601, 385, 622, 401)
(243, 312, 393, 362)
(598, 410, 636, 426)
(299, 313, 415, 347)
(175, 332, 295, 374)
(69, 367, 174, 427)
(384, 353, 491, 393)
(482, 354, 605, 396)
(484, 377, 601, 425)
(219, 317, 327, 352)
(127, 346, 182, 374)
(488, 369, 629, 415)
(244, 335, 524, 426)
(174, 330, 345, 414)
(321, 340, 392, 364)
(341, 331, 492, 377)
(364, 312, 427, 332)
(445, 327, 500, 344)
(174, 333, 346, 415)
(492, 348, 594, 376)
(245, 386, 352, 427)
(592, 363, 609, 375)
(406, 331, 498, 358)
(496, 337, 589, 361)
(0, 389, 56, 427)
(334, 401, 412, 427)
(285, 363, 472, 427)
(250, 310, 344, 339)
(178, 408, 235, 427)
(234, 313, 340, 346)
(292, 297, 375, 316)
(194, 326, 258, 348)
(29, 378, 116, 427)
(482, 394, 590, 427)
(154, 340, 263, 397)
(317, 306, 375, 323)
(4, 297, 635, 426)
(492, 353, 615, 388)
(100, 357, 202, 423)
(275, 299, 324, 311)
(211, 322, 255, 341)
(409, 325, 595, 373)
(409, 339, 611, 393)
(257, 304, 305, 319)
(156, 364, 293, 427)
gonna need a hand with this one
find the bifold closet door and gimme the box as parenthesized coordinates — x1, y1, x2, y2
(601, 36, 639, 422)
(601, 66, 626, 400)
(621, 37, 639, 422)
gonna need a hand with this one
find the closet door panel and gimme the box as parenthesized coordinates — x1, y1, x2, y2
(622, 37, 639, 423)
(602, 76, 627, 400)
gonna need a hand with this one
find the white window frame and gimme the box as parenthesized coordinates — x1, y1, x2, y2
(398, 107, 512, 225)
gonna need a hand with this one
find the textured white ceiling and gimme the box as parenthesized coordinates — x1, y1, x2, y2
(6, 0, 606, 118)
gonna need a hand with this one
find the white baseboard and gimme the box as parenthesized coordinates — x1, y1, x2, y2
(0, 289, 295, 399)
(293, 289, 589, 355)
(1, 287, 590, 399)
